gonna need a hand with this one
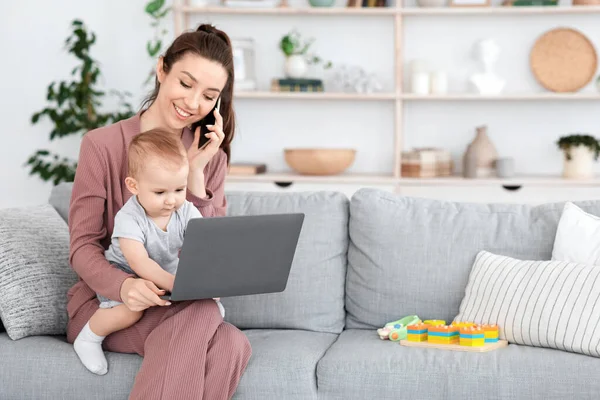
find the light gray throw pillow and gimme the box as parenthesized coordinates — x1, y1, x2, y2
(0, 204, 78, 340)
(456, 250, 600, 357)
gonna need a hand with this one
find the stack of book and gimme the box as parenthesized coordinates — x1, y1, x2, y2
(228, 163, 267, 175)
(271, 78, 324, 93)
(401, 148, 453, 178)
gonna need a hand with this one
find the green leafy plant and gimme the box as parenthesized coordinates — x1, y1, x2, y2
(26, 19, 134, 185)
(144, 0, 171, 85)
(279, 29, 332, 68)
(557, 134, 600, 161)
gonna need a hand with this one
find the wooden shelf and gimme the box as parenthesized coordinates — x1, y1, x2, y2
(178, 5, 600, 16)
(401, 5, 600, 15)
(234, 91, 398, 100)
(401, 93, 600, 101)
(226, 173, 397, 184)
(181, 5, 396, 15)
(226, 173, 600, 187)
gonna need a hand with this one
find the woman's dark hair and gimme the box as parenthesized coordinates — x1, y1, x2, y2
(141, 24, 235, 163)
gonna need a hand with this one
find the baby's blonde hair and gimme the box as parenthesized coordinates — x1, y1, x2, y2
(128, 129, 187, 179)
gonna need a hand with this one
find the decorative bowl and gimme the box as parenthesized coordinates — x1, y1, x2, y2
(284, 148, 356, 176)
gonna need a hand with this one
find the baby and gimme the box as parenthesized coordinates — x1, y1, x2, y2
(73, 128, 224, 375)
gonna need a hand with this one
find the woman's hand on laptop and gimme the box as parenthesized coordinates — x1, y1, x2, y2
(120, 277, 172, 311)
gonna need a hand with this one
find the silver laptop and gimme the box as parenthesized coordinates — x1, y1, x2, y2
(161, 213, 305, 302)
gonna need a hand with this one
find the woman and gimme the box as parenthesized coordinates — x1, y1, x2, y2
(66, 24, 252, 399)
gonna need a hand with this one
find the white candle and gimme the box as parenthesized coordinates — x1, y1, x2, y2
(430, 71, 448, 94)
(411, 72, 430, 95)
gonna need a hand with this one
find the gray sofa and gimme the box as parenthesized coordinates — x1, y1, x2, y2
(2, 183, 600, 400)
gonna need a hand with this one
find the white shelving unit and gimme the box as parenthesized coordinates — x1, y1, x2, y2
(172, 2, 600, 189)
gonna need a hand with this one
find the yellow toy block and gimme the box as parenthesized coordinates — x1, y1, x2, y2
(427, 325, 459, 344)
(407, 323, 428, 342)
(481, 324, 499, 343)
(459, 326, 485, 347)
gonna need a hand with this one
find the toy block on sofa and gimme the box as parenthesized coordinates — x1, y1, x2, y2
(481, 324, 499, 343)
(459, 326, 485, 347)
(427, 325, 459, 345)
(407, 323, 428, 342)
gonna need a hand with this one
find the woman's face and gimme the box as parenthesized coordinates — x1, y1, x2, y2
(155, 52, 228, 132)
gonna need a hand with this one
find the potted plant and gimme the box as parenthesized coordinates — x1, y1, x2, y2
(556, 134, 600, 179)
(279, 30, 332, 79)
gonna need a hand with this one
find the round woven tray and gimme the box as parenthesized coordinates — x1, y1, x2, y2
(530, 27, 598, 92)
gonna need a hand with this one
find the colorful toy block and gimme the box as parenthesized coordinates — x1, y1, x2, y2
(423, 320, 446, 327)
(407, 323, 428, 342)
(481, 324, 499, 343)
(459, 326, 485, 347)
(427, 325, 459, 345)
(452, 321, 477, 329)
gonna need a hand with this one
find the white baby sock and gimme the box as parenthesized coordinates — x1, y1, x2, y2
(216, 299, 225, 318)
(73, 321, 108, 375)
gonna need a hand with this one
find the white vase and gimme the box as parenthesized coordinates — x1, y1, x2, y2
(563, 145, 595, 179)
(284, 55, 307, 79)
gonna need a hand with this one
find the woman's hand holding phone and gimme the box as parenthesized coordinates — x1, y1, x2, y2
(187, 99, 225, 173)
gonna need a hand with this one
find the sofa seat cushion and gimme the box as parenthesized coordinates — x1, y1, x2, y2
(0, 329, 337, 400)
(235, 329, 338, 400)
(316, 329, 600, 400)
(0, 333, 140, 399)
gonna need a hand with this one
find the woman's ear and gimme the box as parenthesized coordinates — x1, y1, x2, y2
(125, 177, 139, 195)
(156, 56, 166, 84)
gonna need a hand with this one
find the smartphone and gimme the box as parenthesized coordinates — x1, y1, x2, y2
(192, 97, 221, 149)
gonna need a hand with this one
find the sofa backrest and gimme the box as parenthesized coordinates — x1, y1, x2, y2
(48, 183, 349, 334)
(345, 188, 600, 330)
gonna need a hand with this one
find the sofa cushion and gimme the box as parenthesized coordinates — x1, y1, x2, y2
(48, 182, 72, 223)
(316, 329, 600, 400)
(0, 333, 140, 399)
(345, 188, 600, 329)
(456, 250, 600, 357)
(223, 191, 349, 334)
(0, 329, 337, 400)
(235, 329, 338, 400)
(0, 204, 79, 340)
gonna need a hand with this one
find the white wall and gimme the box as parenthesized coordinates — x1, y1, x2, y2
(2, 0, 599, 208)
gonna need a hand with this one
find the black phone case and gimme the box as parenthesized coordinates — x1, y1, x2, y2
(192, 103, 218, 149)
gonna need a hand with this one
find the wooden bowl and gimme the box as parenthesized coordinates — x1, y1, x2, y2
(284, 148, 356, 176)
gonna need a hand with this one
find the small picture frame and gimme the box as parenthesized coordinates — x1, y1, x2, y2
(449, 0, 491, 6)
(231, 38, 257, 92)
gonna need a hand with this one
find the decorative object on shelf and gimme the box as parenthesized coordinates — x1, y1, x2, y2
(469, 39, 506, 95)
(232, 38, 257, 92)
(495, 157, 515, 178)
(530, 28, 598, 93)
(410, 59, 430, 95)
(401, 148, 453, 178)
(327, 65, 383, 93)
(462, 125, 498, 178)
(228, 163, 267, 175)
(279, 30, 332, 79)
(573, 0, 600, 5)
(557, 134, 600, 179)
(310, 0, 335, 6)
(502, 0, 557, 6)
(430, 70, 448, 94)
(284, 148, 356, 175)
(417, 0, 448, 6)
(271, 78, 324, 92)
(596, 75, 600, 92)
(450, 0, 490, 6)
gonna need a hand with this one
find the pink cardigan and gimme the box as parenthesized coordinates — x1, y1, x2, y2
(67, 112, 228, 313)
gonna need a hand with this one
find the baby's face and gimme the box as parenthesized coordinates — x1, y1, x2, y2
(135, 161, 189, 219)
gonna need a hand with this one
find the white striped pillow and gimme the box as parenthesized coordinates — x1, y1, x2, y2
(455, 250, 600, 357)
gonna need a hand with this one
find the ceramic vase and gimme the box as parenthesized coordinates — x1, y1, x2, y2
(562, 145, 595, 179)
(284, 55, 307, 79)
(463, 125, 498, 178)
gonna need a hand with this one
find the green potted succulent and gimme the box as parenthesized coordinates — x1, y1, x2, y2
(556, 134, 600, 179)
(279, 30, 332, 79)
